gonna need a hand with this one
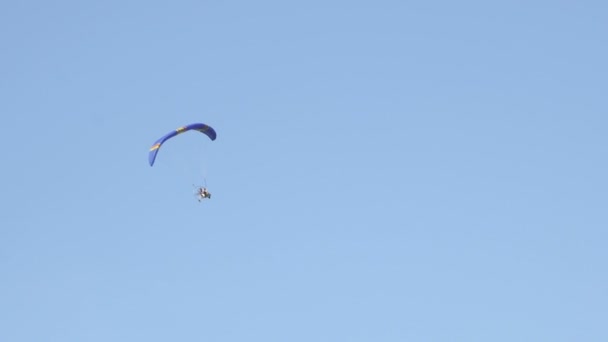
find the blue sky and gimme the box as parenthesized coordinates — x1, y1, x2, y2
(1, 0, 607, 341)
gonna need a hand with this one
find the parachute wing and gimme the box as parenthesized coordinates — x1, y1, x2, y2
(148, 123, 216, 166)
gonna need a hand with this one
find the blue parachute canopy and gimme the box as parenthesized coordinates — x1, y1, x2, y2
(148, 123, 216, 166)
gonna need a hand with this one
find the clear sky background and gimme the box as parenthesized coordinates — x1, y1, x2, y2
(1, 0, 607, 341)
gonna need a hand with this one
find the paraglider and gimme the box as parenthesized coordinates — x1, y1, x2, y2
(148, 123, 216, 167)
(196, 187, 211, 201)
(149, 123, 217, 201)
